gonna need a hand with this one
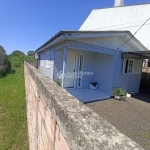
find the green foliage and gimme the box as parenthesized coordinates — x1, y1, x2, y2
(9, 50, 25, 57)
(126, 88, 135, 95)
(9, 54, 35, 68)
(55, 80, 62, 87)
(113, 87, 125, 96)
(0, 67, 29, 149)
(9, 56, 24, 68)
(0, 50, 35, 77)
(27, 51, 35, 57)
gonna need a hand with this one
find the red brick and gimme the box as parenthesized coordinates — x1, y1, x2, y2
(55, 125, 70, 150)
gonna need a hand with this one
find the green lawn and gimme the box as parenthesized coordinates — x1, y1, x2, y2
(0, 67, 29, 150)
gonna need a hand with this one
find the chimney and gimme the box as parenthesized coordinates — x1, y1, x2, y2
(114, 0, 124, 7)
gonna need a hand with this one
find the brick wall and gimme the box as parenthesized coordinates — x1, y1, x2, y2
(24, 62, 144, 150)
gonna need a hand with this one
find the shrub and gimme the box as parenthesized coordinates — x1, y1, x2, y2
(9, 55, 35, 68)
(113, 87, 125, 96)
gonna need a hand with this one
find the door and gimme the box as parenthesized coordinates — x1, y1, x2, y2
(65, 52, 77, 88)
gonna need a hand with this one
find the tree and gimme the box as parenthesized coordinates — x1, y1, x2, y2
(9, 50, 25, 57)
(8, 50, 35, 68)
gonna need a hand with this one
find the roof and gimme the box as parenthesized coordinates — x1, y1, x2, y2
(122, 51, 150, 59)
(79, 4, 150, 49)
(35, 30, 147, 53)
(93, 3, 150, 10)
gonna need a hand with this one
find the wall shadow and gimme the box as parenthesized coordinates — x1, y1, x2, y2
(132, 93, 150, 103)
(139, 72, 150, 94)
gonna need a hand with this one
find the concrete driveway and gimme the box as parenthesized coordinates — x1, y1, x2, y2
(86, 93, 150, 150)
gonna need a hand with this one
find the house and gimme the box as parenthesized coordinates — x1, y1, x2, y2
(0, 45, 5, 71)
(35, 30, 150, 102)
(79, 0, 150, 66)
(28, 51, 35, 57)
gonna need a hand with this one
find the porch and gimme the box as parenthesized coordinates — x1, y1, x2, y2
(67, 89, 110, 103)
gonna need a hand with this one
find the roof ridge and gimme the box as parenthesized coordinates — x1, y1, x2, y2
(92, 3, 150, 11)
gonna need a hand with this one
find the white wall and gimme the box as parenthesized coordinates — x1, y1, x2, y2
(78, 37, 136, 52)
(80, 4, 150, 50)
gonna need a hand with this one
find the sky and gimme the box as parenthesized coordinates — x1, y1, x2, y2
(0, 0, 150, 55)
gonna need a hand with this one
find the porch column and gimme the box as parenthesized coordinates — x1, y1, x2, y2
(62, 46, 68, 88)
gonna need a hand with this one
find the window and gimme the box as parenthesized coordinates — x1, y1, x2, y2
(78, 54, 84, 88)
(128, 60, 133, 73)
(123, 59, 142, 74)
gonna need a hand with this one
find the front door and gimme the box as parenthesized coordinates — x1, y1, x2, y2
(65, 52, 77, 88)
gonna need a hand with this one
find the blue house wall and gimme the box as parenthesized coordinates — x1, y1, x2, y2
(53, 49, 64, 81)
(112, 52, 142, 94)
(65, 48, 114, 94)
(94, 53, 114, 95)
(39, 43, 143, 96)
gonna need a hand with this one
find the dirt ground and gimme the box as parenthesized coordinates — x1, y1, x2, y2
(86, 93, 150, 150)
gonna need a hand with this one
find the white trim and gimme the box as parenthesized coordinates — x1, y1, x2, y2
(122, 58, 126, 74)
(64, 52, 78, 89)
(62, 46, 68, 88)
(110, 55, 116, 95)
(77, 54, 84, 89)
(52, 50, 55, 81)
(36, 31, 147, 55)
(36, 32, 129, 53)
(122, 58, 142, 74)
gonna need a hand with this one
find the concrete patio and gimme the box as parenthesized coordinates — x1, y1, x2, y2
(66, 89, 110, 103)
(86, 93, 150, 150)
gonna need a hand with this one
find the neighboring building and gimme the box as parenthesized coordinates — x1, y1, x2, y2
(0, 45, 5, 71)
(28, 51, 35, 57)
(35, 30, 150, 102)
(79, 0, 150, 66)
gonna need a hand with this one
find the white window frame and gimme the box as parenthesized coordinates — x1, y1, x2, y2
(122, 58, 142, 75)
(77, 54, 84, 88)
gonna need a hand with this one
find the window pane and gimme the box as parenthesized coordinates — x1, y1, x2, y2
(128, 60, 133, 73)
(78, 55, 83, 87)
(133, 60, 142, 74)
(125, 60, 128, 73)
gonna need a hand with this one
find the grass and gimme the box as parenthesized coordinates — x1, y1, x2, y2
(0, 66, 29, 150)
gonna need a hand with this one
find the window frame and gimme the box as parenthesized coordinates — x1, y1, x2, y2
(122, 58, 142, 75)
(77, 54, 84, 88)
